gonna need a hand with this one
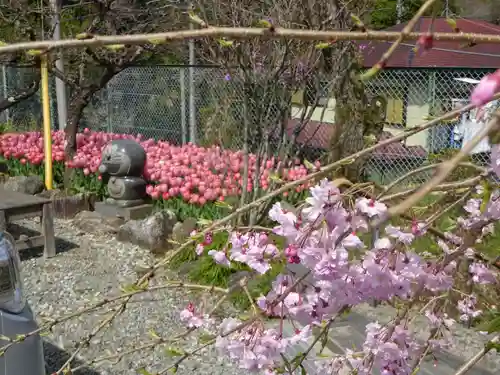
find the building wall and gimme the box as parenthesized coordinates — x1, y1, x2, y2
(290, 85, 431, 150)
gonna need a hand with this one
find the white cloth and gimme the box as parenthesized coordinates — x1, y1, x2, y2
(454, 101, 497, 155)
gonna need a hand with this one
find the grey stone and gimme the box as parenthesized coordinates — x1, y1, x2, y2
(171, 217, 197, 242)
(116, 210, 177, 252)
(3, 175, 44, 195)
(72, 210, 124, 234)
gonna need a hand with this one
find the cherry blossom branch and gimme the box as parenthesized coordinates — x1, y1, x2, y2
(289, 308, 349, 373)
(379, 176, 483, 202)
(71, 292, 230, 373)
(0, 281, 227, 357)
(381, 112, 500, 222)
(143, 97, 494, 286)
(57, 283, 228, 374)
(425, 189, 474, 227)
(3, 29, 500, 55)
(377, 163, 485, 199)
(453, 335, 499, 375)
(362, 0, 437, 79)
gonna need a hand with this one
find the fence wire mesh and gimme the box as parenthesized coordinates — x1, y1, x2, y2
(0, 65, 494, 186)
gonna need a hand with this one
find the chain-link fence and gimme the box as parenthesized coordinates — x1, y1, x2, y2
(0, 65, 494, 186)
(363, 68, 494, 185)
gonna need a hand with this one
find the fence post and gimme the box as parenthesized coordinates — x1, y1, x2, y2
(188, 24, 197, 144)
(1, 65, 9, 123)
(180, 68, 187, 144)
(106, 87, 112, 133)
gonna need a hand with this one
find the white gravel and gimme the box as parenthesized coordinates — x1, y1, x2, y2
(12, 217, 500, 375)
(16, 217, 250, 375)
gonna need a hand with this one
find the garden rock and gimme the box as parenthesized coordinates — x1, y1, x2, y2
(117, 210, 177, 252)
(3, 175, 44, 195)
(72, 210, 123, 234)
(171, 217, 197, 242)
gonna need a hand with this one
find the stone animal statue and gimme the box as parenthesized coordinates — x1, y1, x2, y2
(98, 139, 148, 207)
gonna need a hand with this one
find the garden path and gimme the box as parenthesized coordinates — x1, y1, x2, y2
(13, 216, 500, 375)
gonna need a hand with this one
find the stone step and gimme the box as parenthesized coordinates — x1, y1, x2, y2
(328, 311, 495, 375)
(276, 313, 494, 375)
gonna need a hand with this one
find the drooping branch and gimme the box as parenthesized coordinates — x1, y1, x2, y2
(0, 78, 40, 113)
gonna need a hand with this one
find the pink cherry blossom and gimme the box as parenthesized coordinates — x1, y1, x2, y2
(355, 197, 387, 218)
(470, 70, 500, 107)
(179, 302, 205, 328)
(469, 262, 498, 284)
(457, 294, 483, 322)
(385, 225, 415, 245)
(207, 250, 231, 267)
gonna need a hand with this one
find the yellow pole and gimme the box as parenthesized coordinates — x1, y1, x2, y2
(41, 55, 53, 190)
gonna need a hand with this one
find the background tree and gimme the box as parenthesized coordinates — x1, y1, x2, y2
(55, 0, 184, 160)
(0, 1, 43, 118)
(193, 0, 384, 184)
(368, 0, 461, 29)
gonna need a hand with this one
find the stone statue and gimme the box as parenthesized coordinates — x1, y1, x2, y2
(98, 139, 148, 207)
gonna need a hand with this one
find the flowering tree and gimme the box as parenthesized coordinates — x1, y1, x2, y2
(1, 1, 500, 375)
(191, 0, 384, 183)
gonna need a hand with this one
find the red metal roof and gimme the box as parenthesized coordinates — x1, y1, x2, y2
(361, 18, 500, 68)
(285, 119, 427, 160)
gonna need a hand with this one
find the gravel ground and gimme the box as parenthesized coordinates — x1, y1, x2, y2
(13, 217, 500, 375)
(16, 217, 251, 375)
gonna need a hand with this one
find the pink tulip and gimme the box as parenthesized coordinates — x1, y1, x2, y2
(0, 130, 321, 206)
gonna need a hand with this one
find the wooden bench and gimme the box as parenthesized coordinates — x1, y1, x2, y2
(0, 189, 56, 258)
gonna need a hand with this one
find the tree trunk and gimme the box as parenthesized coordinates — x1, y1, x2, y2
(329, 45, 369, 182)
(64, 66, 118, 159)
(63, 66, 119, 190)
(64, 92, 91, 158)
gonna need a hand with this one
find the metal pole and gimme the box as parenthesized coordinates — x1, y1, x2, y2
(188, 20, 196, 144)
(50, 0, 68, 130)
(41, 55, 53, 190)
(180, 68, 187, 144)
(1, 65, 9, 123)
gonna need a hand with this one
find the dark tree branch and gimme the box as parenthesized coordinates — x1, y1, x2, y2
(0, 79, 40, 112)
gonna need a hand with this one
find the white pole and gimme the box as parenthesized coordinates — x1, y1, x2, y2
(188, 11, 196, 144)
(180, 69, 187, 144)
(50, 0, 68, 130)
(1, 65, 9, 123)
(396, 0, 403, 24)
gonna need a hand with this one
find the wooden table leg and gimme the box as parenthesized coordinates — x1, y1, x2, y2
(42, 203, 56, 258)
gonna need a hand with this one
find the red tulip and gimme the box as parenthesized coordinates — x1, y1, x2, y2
(0, 130, 321, 205)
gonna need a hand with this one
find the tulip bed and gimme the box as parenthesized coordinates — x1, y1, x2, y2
(0, 129, 320, 220)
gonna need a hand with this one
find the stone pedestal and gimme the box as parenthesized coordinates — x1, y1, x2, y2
(95, 201, 153, 220)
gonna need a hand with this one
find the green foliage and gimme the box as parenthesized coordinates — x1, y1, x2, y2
(0, 121, 14, 134)
(477, 307, 500, 333)
(428, 148, 478, 182)
(4, 157, 107, 197)
(369, 0, 461, 30)
(169, 230, 285, 310)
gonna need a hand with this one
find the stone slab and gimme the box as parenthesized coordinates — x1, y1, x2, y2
(95, 202, 153, 220)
